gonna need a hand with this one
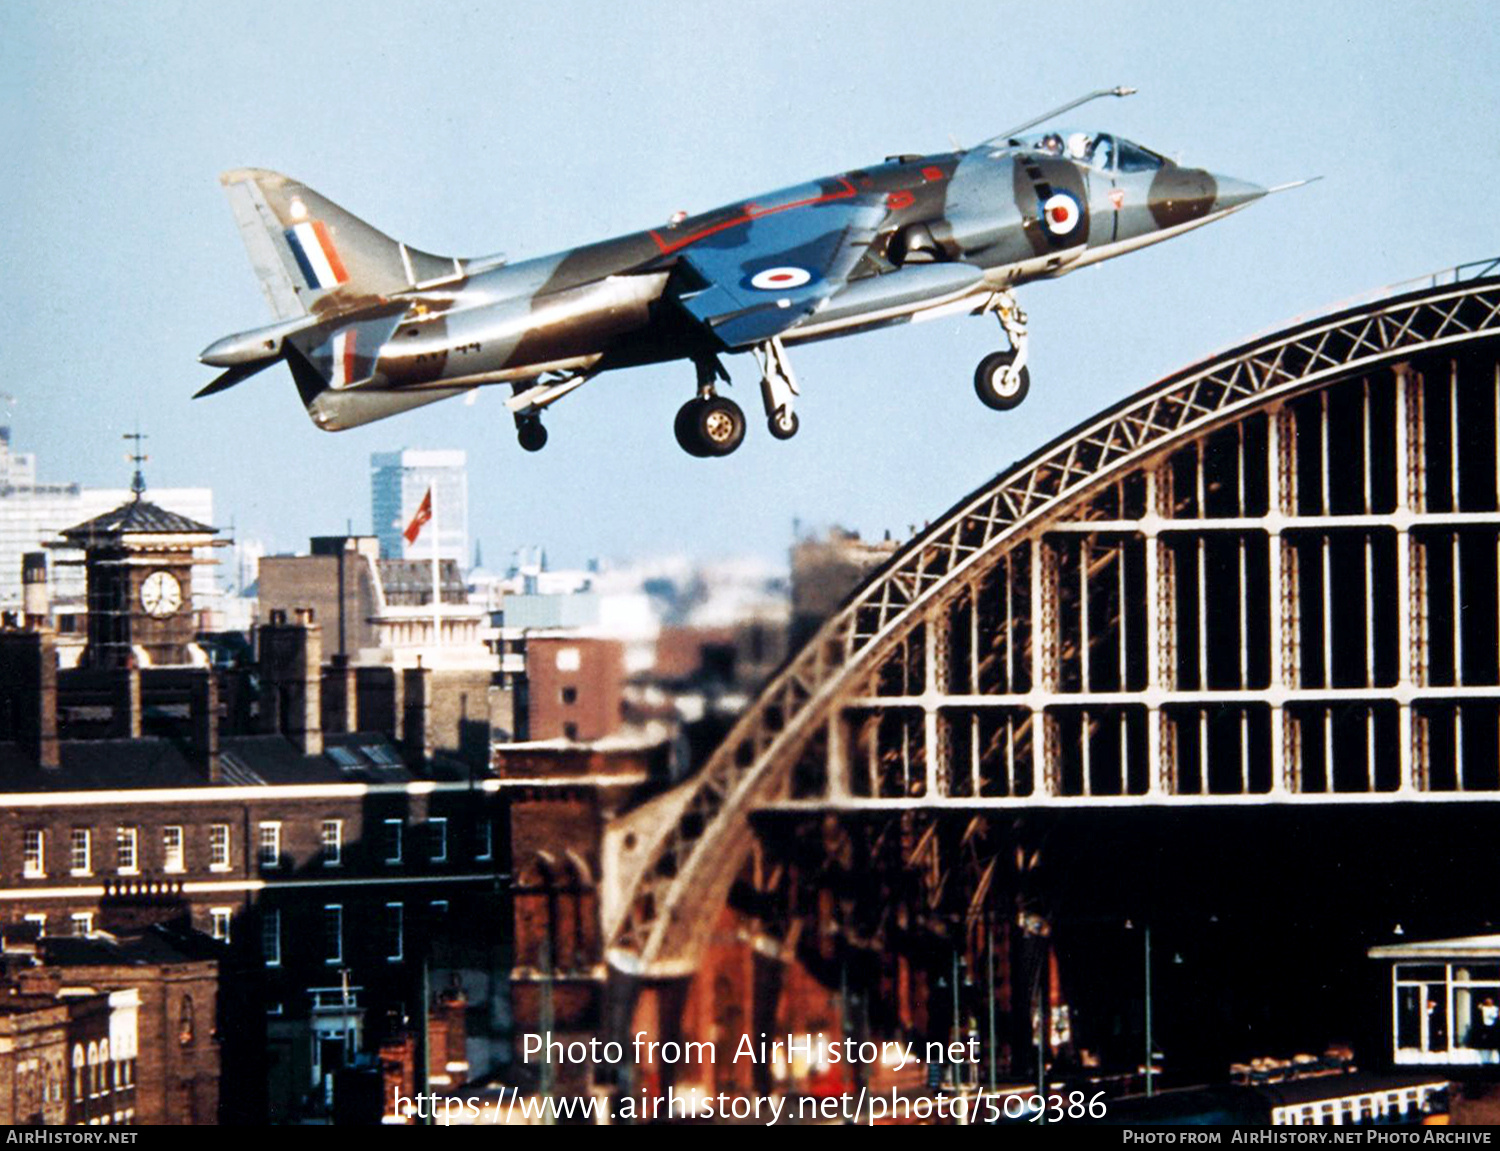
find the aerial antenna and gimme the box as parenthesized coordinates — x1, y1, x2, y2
(980, 85, 1137, 148)
(123, 429, 149, 499)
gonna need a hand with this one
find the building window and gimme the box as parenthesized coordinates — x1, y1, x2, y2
(428, 817, 447, 863)
(257, 822, 282, 870)
(70, 912, 93, 938)
(320, 819, 343, 867)
(178, 997, 194, 1046)
(556, 647, 581, 671)
(383, 819, 403, 865)
(23, 913, 45, 937)
(115, 827, 138, 875)
(69, 829, 91, 875)
(563, 722, 579, 741)
(262, 908, 281, 966)
(208, 824, 231, 871)
(560, 686, 578, 705)
(22, 830, 44, 879)
(210, 908, 232, 943)
(162, 826, 184, 873)
(385, 903, 404, 962)
(323, 905, 343, 964)
(430, 900, 448, 923)
(475, 818, 493, 862)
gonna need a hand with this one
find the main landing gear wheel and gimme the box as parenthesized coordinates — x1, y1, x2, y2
(768, 409, 800, 440)
(674, 396, 746, 457)
(516, 418, 548, 452)
(674, 401, 709, 458)
(974, 351, 1031, 411)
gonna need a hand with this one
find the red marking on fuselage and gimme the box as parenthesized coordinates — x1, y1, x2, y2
(648, 178, 858, 255)
(922, 166, 944, 181)
(886, 189, 915, 211)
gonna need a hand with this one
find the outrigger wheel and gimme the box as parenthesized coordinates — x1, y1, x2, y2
(516, 417, 548, 452)
(674, 396, 746, 458)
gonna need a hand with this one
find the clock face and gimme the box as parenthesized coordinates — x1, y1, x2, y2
(140, 570, 183, 619)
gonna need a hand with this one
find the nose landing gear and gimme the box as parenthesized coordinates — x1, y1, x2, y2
(974, 290, 1031, 411)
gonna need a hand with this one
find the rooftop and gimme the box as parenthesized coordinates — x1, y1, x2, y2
(60, 496, 216, 542)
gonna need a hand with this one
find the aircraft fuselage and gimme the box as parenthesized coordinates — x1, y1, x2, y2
(201, 119, 1270, 452)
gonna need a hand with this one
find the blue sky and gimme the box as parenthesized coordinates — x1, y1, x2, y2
(4, 1, 1496, 569)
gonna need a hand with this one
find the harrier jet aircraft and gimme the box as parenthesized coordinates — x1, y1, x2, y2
(199, 87, 1289, 458)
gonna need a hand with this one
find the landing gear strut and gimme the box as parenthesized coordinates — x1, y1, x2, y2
(674, 355, 746, 458)
(753, 336, 800, 440)
(974, 290, 1030, 411)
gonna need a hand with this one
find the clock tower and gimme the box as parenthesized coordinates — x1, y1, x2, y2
(59, 445, 222, 669)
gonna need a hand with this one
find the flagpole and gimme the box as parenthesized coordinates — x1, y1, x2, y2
(430, 485, 441, 649)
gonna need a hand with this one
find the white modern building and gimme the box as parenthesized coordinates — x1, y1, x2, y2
(0, 428, 215, 613)
(370, 449, 468, 564)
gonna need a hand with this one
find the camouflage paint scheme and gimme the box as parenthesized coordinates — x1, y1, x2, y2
(200, 111, 1267, 453)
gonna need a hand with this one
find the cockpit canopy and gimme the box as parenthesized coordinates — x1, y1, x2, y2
(1005, 131, 1169, 174)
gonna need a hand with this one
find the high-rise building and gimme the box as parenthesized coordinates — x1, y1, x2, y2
(370, 449, 468, 563)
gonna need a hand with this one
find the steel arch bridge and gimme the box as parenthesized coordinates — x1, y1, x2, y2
(605, 259, 1500, 978)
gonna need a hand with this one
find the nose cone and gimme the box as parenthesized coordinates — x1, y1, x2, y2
(1212, 174, 1266, 213)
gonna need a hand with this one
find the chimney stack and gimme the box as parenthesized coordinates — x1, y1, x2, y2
(402, 663, 431, 766)
(258, 611, 323, 757)
(21, 552, 48, 625)
(0, 625, 58, 769)
(112, 666, 142, 739)
(191, 668, 220, 782)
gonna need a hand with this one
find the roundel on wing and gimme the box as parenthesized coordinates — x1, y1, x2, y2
(1042, 191, 1083, 237)
(749, 266, 813, 291)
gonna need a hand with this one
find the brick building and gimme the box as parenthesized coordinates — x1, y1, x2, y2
(522, 635, 627, 743)
(496, 738, 666, 1093)
(0, 494, 511, 1122)
(0, 992, 68, 1124)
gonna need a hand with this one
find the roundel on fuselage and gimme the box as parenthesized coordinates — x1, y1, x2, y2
(1042, 191, 1082, 237)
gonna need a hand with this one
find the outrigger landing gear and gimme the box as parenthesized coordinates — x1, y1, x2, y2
(974, 290, 1031, 411)
(508, 370, 597, 452)
(515, 415, 547, 452)
(674, 355, 746, 458)
(753, 336, 800, 440)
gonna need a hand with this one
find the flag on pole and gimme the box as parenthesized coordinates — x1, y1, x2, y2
(403, 487, 433, 545)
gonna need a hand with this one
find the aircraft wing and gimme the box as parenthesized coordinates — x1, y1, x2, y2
(670, 199, 887, 348)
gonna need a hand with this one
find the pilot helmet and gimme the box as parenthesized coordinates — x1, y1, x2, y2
(1066, 133, 1090, 160)
(1040, 133, 1063, 154)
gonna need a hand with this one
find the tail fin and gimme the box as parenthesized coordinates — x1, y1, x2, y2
(219, 169, 473, 320)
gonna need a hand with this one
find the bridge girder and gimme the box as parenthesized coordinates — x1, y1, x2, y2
(606, 265, 1500, 977)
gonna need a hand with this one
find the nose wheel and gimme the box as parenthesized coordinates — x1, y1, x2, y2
(975, 290, 1031, 411)
(974, 351, 1031, 410)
